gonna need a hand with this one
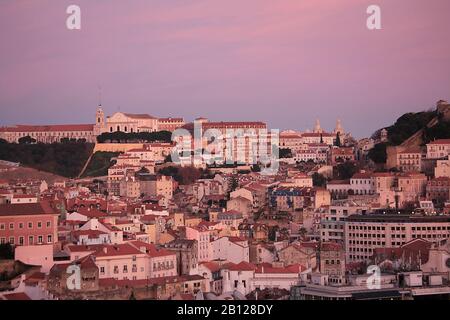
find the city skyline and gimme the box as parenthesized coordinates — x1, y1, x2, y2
(2, 0, 450, 304)
(1, 0, 450, 138)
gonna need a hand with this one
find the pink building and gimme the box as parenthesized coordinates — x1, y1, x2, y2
(185, 225, 213, 262)
(0, 202, 58, 246)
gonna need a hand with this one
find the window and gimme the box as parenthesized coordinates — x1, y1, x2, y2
(47, 235, 52, 243)
(9, 223, 14, 230)
(19, 237, 24, 245)
(0, 224, 5, 230)
(38, 236, 43, 244)
(46, 221, 51, 228)
(28, 222, 33, 229)
(37, 222, 42, 228)
(0, 238, 6, 244)
(28, 236, 34, 245)
(19, 223, 24, 229)
(9, 237, 15, 245)
(100, 267, 105, 274)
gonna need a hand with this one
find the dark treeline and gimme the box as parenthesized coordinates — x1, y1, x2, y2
(97, 131, 173, 143)
(0, 140, 94, 178)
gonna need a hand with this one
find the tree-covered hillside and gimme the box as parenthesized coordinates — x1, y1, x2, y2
(0, 140, 94, 178)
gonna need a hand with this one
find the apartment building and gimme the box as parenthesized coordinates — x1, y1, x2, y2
(345, 213, 450, 263)
(0, 202, 58, 246)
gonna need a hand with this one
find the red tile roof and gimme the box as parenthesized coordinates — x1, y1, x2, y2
(2, 292, 31, 300)
(123, 113, 156, 120)
(428, 139, 450, 145)
(199, 261, 221, 273)
(77, 207, 108, 218)
(1, 124, 94, 133)
(223, 261, 256, 271)
(129, 241, 175, 258)
(0, 201, 56, 216)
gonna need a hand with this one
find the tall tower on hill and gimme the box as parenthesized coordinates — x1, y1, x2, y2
(94, 105, 105, 136)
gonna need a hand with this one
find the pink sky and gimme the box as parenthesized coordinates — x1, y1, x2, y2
(0, 0, 449, 137)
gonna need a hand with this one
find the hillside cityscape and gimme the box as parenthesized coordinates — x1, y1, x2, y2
(2, 1, 450, 308)
(0, 99, 450, 300)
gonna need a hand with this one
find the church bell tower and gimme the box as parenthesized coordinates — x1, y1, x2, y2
(94, 105, 105, 136)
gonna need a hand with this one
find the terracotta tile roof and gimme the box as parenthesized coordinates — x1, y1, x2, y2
(223, 261, 256, 271)
(0, 201, 56, 216)
(1, 124, 94, 133)
(129, 241, 175, 258)
(255, 263, 306, 274)
(373, 238, 432, 264)
(77, 207, 108, 218)
(199, 261, 221, 273)
(372, 172, 395, 177)
(320, 242, 343, 251)
(2, 292, 31, 300)
(93, 244, 144, 258)
(51, 255, 98, 271)
(123, 113, 156, 120)
(197, 221, 220, 228)
(428, 139, 450, 145)
(351, 172, 373, 179)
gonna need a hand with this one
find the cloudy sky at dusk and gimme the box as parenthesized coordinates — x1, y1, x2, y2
(1, 0, 449, 138)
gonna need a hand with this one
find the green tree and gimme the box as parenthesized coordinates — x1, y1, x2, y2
(229, 176, 239, 193)
(423, 120, 450, 143)
(335, 132, 341, 147)
(18, 135, 36, 144)
(279, 148, 293, 159)
(0, 243, 14, 259)
(334, 162, 357, 180)
(312, 172, 327, 187)
(368, 143, 388, 164)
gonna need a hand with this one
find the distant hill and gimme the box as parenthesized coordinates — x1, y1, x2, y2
(368, 100, 450, 165)
(0, 141, 94, 178)
(0, 166, 66, 184)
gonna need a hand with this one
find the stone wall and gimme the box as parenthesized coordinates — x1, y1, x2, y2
(93, 143, 145, 153)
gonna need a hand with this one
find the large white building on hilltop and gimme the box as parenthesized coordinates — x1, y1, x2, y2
(0, 105, 185, 143)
